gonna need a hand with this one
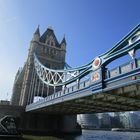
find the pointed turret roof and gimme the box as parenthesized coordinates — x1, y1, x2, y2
(61, 35, 66, 45)
(39, 26, 59, 46)
(34, 25, 40, 35)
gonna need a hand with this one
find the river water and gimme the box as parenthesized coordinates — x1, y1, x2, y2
(61, 130, 140, 140)
(1, 130, 140, 140)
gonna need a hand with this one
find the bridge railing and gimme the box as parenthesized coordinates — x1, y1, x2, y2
(106, 57, 140, 79)
(26, 78, 91, 109)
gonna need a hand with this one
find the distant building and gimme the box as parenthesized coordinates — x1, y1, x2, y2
(110, 112, 123, 128)
(119, 112, 140, 129)
(77, 114, 99, 129)
(128, 112, 140, 129)
(79, 112, 140, 130)
(119, 112, 130, 128)
(99, 113, 111, 128)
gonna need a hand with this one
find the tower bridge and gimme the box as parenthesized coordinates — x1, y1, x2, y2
(10, 24, 140, 134)
(25, 24, 140, 114)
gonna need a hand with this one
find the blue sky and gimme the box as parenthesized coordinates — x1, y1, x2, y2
(0, 0, 140, 100)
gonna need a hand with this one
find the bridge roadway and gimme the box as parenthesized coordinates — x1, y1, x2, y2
(26, 57, 140, 114)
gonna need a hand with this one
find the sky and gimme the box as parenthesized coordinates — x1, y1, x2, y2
(0, 0, 140, 100)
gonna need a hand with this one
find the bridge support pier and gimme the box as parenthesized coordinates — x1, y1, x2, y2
(19, 113, 81, 135)
(58, 115, 81, 134)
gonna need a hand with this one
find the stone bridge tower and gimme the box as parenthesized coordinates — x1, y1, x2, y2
(11, 26, 66, 106)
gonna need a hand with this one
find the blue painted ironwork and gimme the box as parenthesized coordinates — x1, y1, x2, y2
(34, 53, 92, 87)
(26, 57, 140, 111)
(26, 24, 140, 111)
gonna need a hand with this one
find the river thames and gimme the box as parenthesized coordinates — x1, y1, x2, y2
(68, 130, 140, 140)
(25, 130, 140, 140)
(2, 130, 140, 140)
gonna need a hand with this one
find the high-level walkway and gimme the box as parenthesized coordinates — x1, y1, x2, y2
(26, 24, 140, 114)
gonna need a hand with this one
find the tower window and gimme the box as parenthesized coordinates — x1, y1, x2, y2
(45, 47, 48, 53)
(47, 40, 50, 45)
(53, 49, 56, 55)
(51, 42, 54, 46)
